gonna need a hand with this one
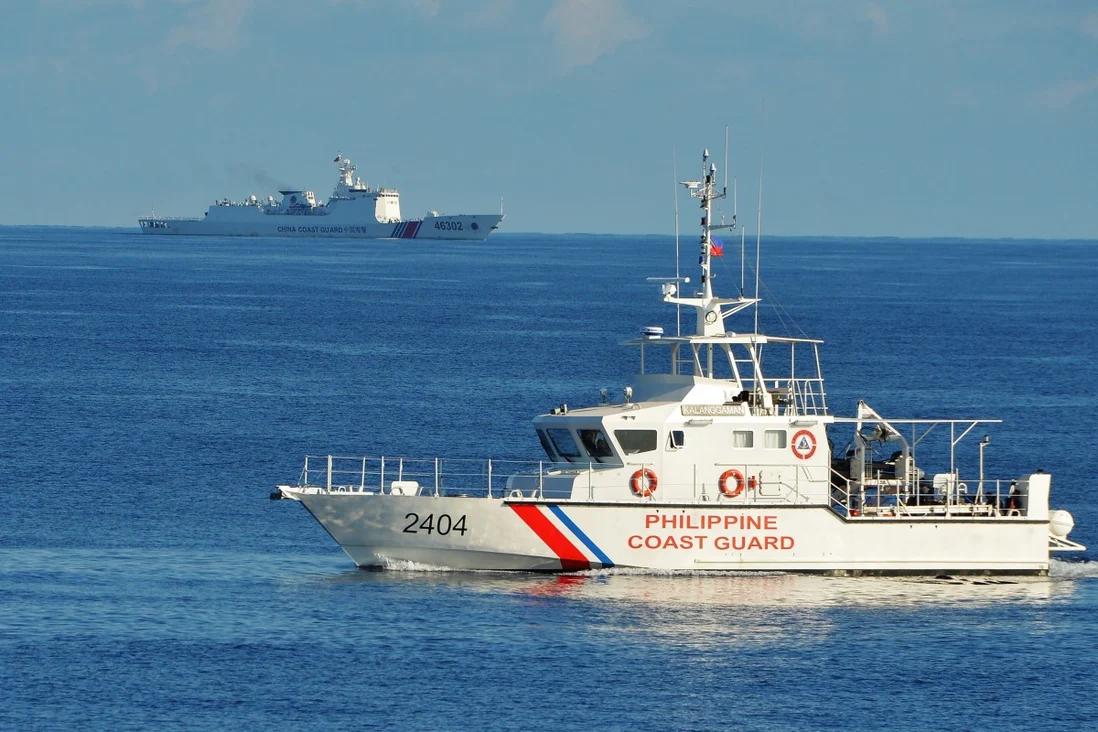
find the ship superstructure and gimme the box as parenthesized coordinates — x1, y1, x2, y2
(139, 154, 503, 240)
(275, 147, 1083, 574)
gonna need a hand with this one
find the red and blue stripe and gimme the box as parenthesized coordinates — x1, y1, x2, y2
(390, 221, 421, 239)
(509, 504, 614, 571)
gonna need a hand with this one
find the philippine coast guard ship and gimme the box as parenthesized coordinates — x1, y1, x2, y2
(138, 153, 503, 240)
(275, 148, 1084, 575)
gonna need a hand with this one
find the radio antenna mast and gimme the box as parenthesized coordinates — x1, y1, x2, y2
(736, 178, 744, 296)
(723, 125, 729, 196)
(673, 148, 681, 336)
(753, 153, 764, 336)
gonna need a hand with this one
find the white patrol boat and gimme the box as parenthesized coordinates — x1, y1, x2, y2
(138, 153, 503, 240)
(275, 148, 1084, 575)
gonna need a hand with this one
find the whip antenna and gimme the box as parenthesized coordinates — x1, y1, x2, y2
(723, 125, 729, 197)
(754, 153, 764, 336)
(673, 148, 681, 336)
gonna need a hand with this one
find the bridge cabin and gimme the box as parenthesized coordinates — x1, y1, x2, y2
(326, 155, 401, 223)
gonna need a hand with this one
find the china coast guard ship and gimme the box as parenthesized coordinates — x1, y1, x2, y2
(275, 148, 1084, 575)
(139, 153, 503, 240)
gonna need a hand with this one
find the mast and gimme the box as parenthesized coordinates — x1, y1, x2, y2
(664, 145, 755, 339)
(673, 149, 681, 337)
(754, 153, 764, 336)
(735, 177, 743, 295)
(700, 148, 716, 302)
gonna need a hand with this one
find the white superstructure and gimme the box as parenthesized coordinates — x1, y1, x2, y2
(275, 147, 1084, 575)
(139, 153, 503, 240)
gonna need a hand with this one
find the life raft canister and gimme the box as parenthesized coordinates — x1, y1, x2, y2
(719, 469, 746, 498)
(630, 468, 658, 497)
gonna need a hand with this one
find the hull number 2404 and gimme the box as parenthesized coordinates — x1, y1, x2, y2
(403, 512, 468, 535)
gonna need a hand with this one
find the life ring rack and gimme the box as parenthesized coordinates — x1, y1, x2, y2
(719, 469, 746, 498)
(630, 468, 658, 498)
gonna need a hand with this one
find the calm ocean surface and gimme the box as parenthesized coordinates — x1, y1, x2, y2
(2, 227, 1097, 731)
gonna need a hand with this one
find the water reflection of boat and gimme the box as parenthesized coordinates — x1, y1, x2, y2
(538, 572, 1069, 608)
(306, 561, 1088, 610)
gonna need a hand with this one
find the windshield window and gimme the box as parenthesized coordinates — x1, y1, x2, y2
(546, 428, 581, 459)
(579, 429, 615, 462)
(615, 429, 658, 454)
(536, 429, 558, 460)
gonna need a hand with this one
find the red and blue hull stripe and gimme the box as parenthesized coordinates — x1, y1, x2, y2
(391, 220, 421, 239)
(509, 504, 614, 570)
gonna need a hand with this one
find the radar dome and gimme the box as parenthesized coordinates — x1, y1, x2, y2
(1049, 509, 1075, 539)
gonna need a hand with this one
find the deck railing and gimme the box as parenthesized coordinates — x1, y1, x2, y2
(139, 216, 202, 223)
(829, 471, 1027, 518)
(295, 455, 823, 505)
(298, 455, 624, 499)
(292, 454, 1033, 521)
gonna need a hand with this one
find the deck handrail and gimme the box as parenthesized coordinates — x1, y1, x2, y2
(293, 454, 1030, 520)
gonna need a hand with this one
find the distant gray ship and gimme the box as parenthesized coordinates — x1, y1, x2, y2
(139, 153, 503, 240)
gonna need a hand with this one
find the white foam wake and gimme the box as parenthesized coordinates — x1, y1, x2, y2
(381, 558, 459, 572)
(569, 566, 788, 578)
(1050, 558, 1098, 579)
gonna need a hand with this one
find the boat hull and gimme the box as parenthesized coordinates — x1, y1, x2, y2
(138, 213, 503, 240)
(290, 492, 1052, 575)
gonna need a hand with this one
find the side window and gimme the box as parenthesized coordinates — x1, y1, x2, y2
(669, 430, 685, 449)
(546, 428, 581, 460)
(733, 430, 754, 448)
(765, 430, 787, 449)
(615, 429, 658, 454)
(578, 429, 615, 463)
(536, 429, 558, 461)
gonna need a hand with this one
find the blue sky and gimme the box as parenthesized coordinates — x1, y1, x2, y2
(1, 0, 1095, 237)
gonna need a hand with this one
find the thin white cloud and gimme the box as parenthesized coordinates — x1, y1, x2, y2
(1035, 75, 1098, 109)
(864, 2, 888, 37)
(1083, 12, 1098, 40)
(351, 0, 440, 16)
(542, 0, 649, 73)
(164, 0, 253, 53)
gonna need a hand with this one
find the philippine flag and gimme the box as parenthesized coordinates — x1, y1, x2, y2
(711, 238, 724, 257)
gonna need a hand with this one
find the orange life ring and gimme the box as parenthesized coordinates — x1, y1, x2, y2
(630, 468, 657, 497)
(719, 469, 745, 498)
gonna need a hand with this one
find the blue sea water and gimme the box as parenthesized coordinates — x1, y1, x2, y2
(2, 227, 1097, 731)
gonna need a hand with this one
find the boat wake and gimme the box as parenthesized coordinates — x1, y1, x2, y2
(570, 566, 788, 578)
(380, 558, 458, 572)
(374, 560, 1098, 581)
(1050, 558, 1098, 579)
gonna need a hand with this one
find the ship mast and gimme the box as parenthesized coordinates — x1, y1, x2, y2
(664, 148, 757, 338)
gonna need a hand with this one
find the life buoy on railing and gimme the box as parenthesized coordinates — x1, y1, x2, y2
(630, 468, 657, 497)
(719, 469, 745, 498)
